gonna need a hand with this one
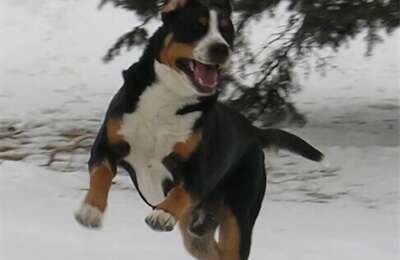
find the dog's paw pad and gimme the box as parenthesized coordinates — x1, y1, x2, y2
(74, 204, 103, 229)
(145, 209, 176, 232)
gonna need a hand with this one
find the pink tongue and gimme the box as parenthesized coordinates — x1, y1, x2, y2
(193, 62, 218, 88)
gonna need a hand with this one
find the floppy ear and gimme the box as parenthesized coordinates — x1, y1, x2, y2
(161, 0, 187, 13)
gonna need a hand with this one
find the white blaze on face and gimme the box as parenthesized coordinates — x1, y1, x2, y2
(193, 9, 229, 64)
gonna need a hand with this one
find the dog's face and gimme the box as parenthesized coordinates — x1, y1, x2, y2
(159, 0, 234, 96)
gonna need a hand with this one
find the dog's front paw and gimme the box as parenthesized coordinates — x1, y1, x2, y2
(145, 209, 176, 232)
(74, 204, 103, 229)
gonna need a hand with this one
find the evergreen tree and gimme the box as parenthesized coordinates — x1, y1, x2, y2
(99, 0, 399, 126)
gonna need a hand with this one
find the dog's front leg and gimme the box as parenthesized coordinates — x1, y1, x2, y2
(145, 184, 192, 232)
(75, 161, 115, 228)
(145, 131, 201, 232)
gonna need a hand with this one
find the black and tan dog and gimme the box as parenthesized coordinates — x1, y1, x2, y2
(75, 0, 326, 259)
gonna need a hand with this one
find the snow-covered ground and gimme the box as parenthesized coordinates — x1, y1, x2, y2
(0, 0, 399, 259)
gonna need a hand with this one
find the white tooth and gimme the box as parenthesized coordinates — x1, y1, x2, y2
(189, 61, 195, 71)
(198, 78, 204, 86)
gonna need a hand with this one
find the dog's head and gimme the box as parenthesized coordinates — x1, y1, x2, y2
(158, 0, 234, 96)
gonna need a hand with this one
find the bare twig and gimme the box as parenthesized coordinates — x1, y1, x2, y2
(0, 130, 23, 139)
(0, 152, 29, 161)
(44, 134, 94, 167)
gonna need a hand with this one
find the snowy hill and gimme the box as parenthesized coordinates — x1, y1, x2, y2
(0, 0, 399, 259)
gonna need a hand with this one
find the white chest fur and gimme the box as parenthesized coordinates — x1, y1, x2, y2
(119, 61, 201, 206)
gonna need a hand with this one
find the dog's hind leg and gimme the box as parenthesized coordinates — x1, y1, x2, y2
(218, 207, 241, 260)
(219, 149, 267, 260)
(179, 209, 221, 260)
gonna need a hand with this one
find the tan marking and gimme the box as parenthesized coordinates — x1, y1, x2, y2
(219, 208, 241, 260)
(107, 117, 124, 144)
(162, 0, 187, 13)
(174, 131, 202, 160)
(199, 16, 209, 26)
(156, 185, 192, 221)
(160, 38, 195, 70)
(164, 33, 173, 47)
(83, 162, 114, 212)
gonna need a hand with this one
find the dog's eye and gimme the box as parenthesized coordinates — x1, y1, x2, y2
(198, 16, 209, 27)
(219, 18, 231, 28)
(218, 17, 234, 46)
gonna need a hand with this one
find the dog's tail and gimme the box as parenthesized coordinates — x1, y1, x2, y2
(255, 128, 324, 163)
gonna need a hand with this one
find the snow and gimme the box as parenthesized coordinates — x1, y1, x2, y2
(0, 0, 399, 259)
(1, 150, 398, 260)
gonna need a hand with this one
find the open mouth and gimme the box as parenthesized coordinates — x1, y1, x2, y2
(176, 58, 221, 95)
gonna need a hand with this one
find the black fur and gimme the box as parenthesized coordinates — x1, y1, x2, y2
(256, 128, 324, 162)
(162, 0, 234, 46)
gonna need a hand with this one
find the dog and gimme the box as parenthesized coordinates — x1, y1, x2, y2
(75, 0, 326, 259)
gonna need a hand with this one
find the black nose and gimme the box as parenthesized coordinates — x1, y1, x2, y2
(208, 43, 230, 63)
